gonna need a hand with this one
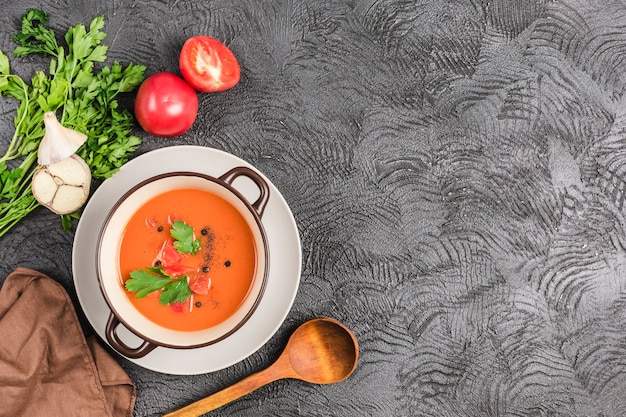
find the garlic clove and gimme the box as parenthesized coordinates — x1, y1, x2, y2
(51, 185, 89, 214)
(32, 154, 92, 215)
(31, 169, 58, 203)
(46, 155, 91, 187)
(37, 112, 88, 166)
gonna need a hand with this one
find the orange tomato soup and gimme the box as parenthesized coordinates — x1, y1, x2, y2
(119, 188, 257, 332)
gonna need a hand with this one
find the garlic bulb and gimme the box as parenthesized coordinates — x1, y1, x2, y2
(37, 112, 87, 166)
(31, 154, 92, 215)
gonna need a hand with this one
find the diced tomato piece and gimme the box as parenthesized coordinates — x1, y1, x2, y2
(162, 264, 197, 277)
(189, 274, 210, 295)
(170, 298, 190, 313)
(158, 239, 183, 266)
(145, 216, 158, 229)
(168, 213, 183, 225)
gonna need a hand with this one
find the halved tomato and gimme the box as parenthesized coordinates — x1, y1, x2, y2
(179, 36, 240, 92)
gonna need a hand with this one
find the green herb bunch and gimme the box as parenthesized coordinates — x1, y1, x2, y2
(0, 9, 146, 236)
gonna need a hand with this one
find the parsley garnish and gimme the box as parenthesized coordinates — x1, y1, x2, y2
(125, 267, 172, 298)
(170, 220, 201, 254)
(0, 9, 146, 237)
(125, 266, 192, 306)
(159, 279, 193, 306)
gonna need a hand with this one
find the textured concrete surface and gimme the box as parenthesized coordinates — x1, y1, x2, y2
(2, 1, 626, 416)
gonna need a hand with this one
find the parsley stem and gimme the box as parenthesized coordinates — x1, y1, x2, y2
(61, 60, 77, 125)
(14, 151, 37, 191)
(0, 194, 38, 237)
(0, 153, 39, 237)
(0, 152, 37, 213)
(0, 75, 31, 162)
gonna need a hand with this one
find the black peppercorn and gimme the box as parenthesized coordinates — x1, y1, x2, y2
(202, 266, 209, 273)
(195, 302, 202, 308)
(157, 225, 164, 232)
(225, 260, 231, 267)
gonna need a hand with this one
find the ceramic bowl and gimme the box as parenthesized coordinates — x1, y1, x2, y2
(96, 167, 270, 358)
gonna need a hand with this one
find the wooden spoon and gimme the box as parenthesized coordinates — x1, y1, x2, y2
(163, 317, 359, 416)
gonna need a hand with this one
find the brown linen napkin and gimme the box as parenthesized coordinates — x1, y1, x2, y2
(0, 267, 136, 417)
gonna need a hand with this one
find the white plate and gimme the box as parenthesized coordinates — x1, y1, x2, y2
(72, 146, 301, 375)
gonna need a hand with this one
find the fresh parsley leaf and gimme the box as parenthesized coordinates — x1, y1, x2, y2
(125, 268, 173, 299)
(170, 220, 201, 254)
(61, 211, 81, 232)
(0, 51, 9, 76)
(12, 9, 58, 57)
(65, 17, 108, 63)
(117, 62, 147, 93)
(0, 163, 22, 196)
(159, 279, 193, 306)
(61, 214, 73, 232)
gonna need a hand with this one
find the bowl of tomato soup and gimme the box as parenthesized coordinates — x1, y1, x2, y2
(96, 167, 269, 358)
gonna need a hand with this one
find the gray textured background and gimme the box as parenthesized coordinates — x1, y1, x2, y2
(2, 0, 626, 416)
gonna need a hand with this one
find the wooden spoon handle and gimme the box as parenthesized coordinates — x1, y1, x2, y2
(162, 365, 287, 417)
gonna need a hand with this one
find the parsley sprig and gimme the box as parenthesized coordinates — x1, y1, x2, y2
(125, 266, 192, 307)
(0, 9, 146, 237)
(160, 279, 193, 306)
(170, 219, 201, 254)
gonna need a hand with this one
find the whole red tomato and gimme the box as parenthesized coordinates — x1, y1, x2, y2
(134, 72, 198, 137)
(179, 36, 240, 93)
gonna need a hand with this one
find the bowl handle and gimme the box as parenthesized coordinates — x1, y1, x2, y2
(105, 313, 158, 359)
(219, 166, 270, 218)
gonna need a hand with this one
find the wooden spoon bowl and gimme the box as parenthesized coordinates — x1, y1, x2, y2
(284, 317, 359, 383)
